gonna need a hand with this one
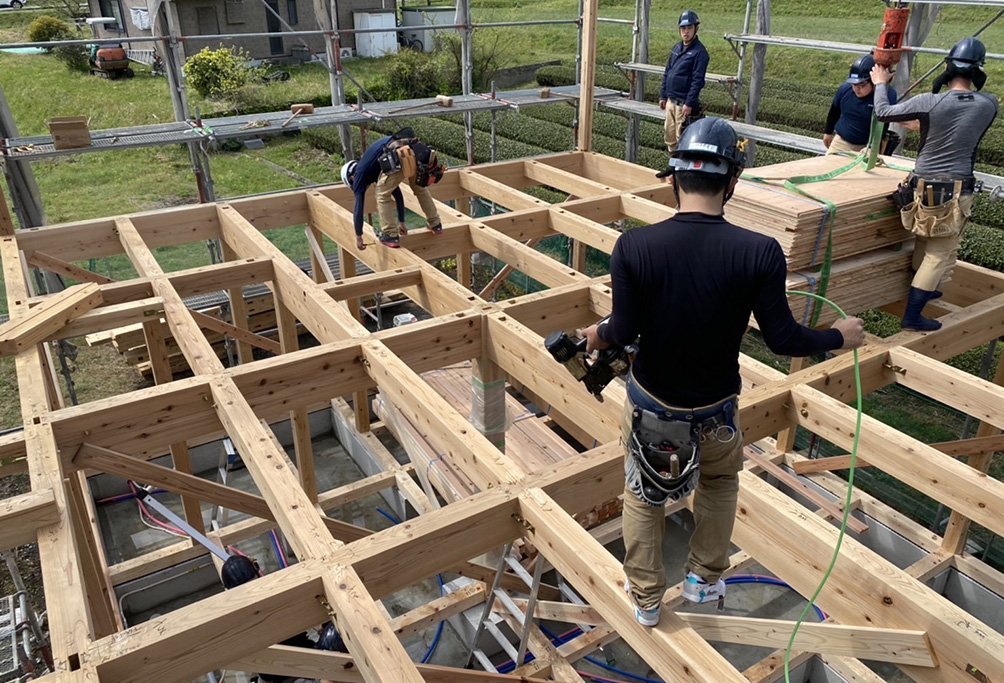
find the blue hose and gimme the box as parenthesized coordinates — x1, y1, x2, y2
(725, 575, 827, 621)
(269, 529, 287, 569)
(376, 507, 402, 525)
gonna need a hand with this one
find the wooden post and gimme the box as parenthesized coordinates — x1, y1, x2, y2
(577, 0, 598, 151)
(774, 356, 806, 452)
(143, 319, 207, 540)
(220, 242, 254, 365)
(66, 472, 121, 637)
(275, 298, 318, 504)
(0, 184, 14, 237)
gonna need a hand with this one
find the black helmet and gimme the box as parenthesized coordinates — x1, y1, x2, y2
(317, 622, 347, 653)
(948, 37, 986, 70)
(846, 54, 875, 85)
(679, 10, 699, 27)
(221, 555, 258, 589)
(670, 117, 745, 176)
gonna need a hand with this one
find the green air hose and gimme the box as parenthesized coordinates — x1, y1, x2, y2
(781, 290, 863, 683)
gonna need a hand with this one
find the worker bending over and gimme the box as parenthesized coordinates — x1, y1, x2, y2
(872, 38, 998, 331)
(659, 9, 709, 153)
(581, 118, 864, 626)
(340, 127, 446, 249)
(824, 54, 898, 155)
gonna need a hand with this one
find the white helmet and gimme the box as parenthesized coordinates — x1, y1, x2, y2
(340, 160, 357, 187)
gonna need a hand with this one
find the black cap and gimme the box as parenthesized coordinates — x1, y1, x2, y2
(221, 555, 258, 589)
(846, 54, 875, 85)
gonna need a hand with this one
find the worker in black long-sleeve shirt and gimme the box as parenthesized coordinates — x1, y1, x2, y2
(581, 118, 864, 627)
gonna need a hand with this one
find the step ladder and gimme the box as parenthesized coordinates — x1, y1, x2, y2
(466, 540, 546, 672)
(209, 437, 240, 532)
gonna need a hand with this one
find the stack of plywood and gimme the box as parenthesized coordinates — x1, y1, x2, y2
(727, 155, 913, 270)
(725, 155, 922, 327)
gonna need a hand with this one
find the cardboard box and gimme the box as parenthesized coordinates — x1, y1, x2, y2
(46, 116, 91, 150)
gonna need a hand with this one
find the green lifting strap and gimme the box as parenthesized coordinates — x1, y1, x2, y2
(740, 112, 910, 326)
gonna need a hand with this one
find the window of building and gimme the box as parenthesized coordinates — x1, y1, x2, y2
(286, 0, 298, 26)
(196, 6, 220, 36)
(225, 0, 246, 25)
(97, 0, 124, 32)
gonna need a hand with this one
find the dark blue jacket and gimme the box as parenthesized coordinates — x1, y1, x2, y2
(825, 83, 898, 145)
(660, 37, 709, 107)
(352, 135, 405, 236)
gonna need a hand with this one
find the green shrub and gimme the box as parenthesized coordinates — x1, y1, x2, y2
(385, 49, 447, 100)
(53, 44, 89, 72)
(26, 15, 72, 51)
(959, 223, 1004, 271)
(183, 47, 261, 99)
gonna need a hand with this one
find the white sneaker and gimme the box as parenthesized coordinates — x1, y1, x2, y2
(634, 603, 661, 627)
(681, 571, 726, 604)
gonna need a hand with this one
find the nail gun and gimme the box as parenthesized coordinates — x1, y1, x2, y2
(544, 317, 635, 402)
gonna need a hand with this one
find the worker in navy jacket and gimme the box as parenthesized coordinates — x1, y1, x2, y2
(659, 9, 710, 153)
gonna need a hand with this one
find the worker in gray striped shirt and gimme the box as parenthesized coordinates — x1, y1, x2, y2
(872, 37, 998, 332)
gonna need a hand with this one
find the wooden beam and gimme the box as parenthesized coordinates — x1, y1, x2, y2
(321, 566, 425, 683)
(66, 472, 120, 638)
(744, 448, 868, 534)
(733, 473, 1002, 683)
(887, 346, 1004, 432)
(3, 233, 92, 665)
(306, 192, 480, 316)
(791, 384, 1004, 539)
(361, 340, 523, 491)
(72, 442, 363, 542)
(220, 242, 256, 364)
(57, 298, 164, 340)
(0, 186, 14, 236)
(478, 237, 543, 299)
(469, 223, 587, 289)
(87, 562, 328, 683)
(941, 349, 1004, 555)
(510, 599, 934, 666)
(211, 377, 342, 560)
(188, 308, 282, 355)
(0, 488, 59, 550)
(548, 206, 621, 254)
(27, 250, 115, 285)
(304, 224, 335, 283)
(389, 583, 485, 639)
(458, 170, 546, 212)
(228, 644, 553, 683)
(516, 487, 750, 683)
(217, 204, 363, 343)
(0, 282, 103, 355)
(523, 159, 616, 198)
(319, 266, 424, 302)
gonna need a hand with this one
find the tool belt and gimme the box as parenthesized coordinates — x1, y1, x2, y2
(377, 139, 417, 178)
(626, 395, 737, 507)
(896, 175, 975, 238)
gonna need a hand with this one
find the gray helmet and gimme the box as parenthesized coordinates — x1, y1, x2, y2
(669, 117, 745, 176)
(846, 54, 875, 85)
(679, 9, 699, 27)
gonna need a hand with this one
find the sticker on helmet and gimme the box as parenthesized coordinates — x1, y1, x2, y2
(688, 142, 719, 152)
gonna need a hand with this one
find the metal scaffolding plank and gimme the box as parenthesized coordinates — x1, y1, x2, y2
(616, 61, 737, 84)
(725, 33, 1004, 61)
(1, 86, 622, 162)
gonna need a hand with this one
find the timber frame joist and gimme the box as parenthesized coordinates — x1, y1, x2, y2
(3, 150, 1004, 683)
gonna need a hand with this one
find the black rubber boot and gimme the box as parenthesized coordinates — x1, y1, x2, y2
(901, 287, 942, 331)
